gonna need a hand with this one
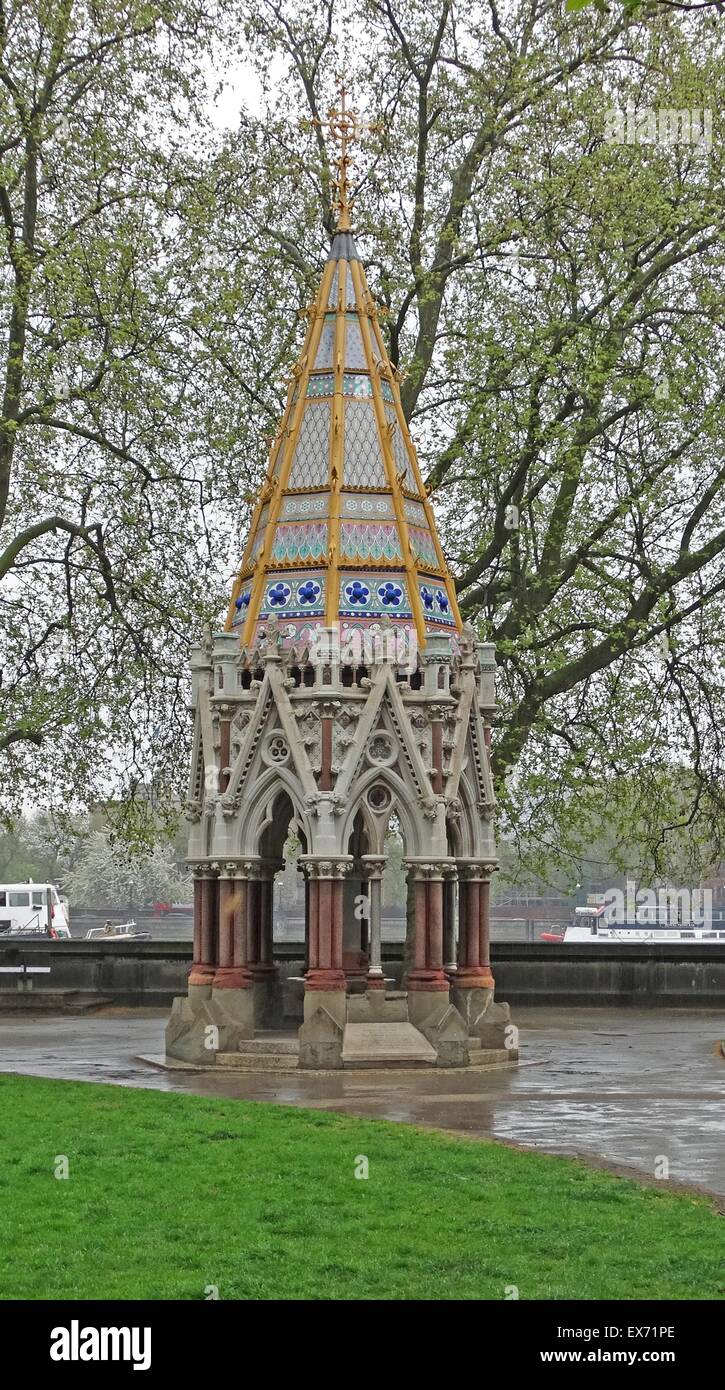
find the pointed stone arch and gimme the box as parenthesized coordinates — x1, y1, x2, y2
(340, 762, 423, 858)
(237, 763, 311, 858)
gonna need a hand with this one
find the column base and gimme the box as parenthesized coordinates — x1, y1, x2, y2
(212, 967, 253, 989)
(210, 985, 256, 1045)
(304, 967, 346, 991)
(366, 968, 386, 991)
(407, 969, 450, 992)
(455, 967, 495, 989)
(188, 966, 215, 988)
(187, 980, 213, 1004)
(407, 986, 450, 1033)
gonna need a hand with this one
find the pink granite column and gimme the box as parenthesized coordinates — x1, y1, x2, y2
(232, 874, 253, 987)
(214, 867, 253, 988)
(456, 863, 495, 988)
(189, 870, 217, 986)
(190, 871, 203, 977)
(304, 861, 349, 992)
(406, 864, 449, 992)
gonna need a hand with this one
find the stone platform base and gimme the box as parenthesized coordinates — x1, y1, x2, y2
(164, 985, 519, 1069)
(142, 1038, 516, 1075)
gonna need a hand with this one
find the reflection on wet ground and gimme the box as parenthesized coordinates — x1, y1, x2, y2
(0, 1006, 723, 1194)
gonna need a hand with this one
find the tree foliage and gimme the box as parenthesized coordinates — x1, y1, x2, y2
(0, 1, 247, 826)
(65, 827, 189, 908)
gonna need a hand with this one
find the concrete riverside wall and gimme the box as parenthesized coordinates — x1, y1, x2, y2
(2, 940, 725, 1011)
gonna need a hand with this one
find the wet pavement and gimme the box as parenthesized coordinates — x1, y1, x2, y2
(0, 1007, 723, 1195)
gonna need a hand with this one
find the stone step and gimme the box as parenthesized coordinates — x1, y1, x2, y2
(347, 994, 408, 1023)
(237, 1036, 299, 1055)
(468, 1048, 514, 1066)
(216, 1052, 299, 1071)
(342, 1021, 437, 1068)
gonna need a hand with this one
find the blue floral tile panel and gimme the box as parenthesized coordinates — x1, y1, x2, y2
(419, 579, 456, 626)
(338, 573, 412, 619)
(259, 573, 326, 619)
(231, 585, 253, 626)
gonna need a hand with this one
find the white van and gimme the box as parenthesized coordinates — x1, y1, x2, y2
(0, 884, 71, 939)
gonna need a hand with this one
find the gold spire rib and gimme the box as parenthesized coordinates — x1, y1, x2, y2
(326, 264, 347, 624)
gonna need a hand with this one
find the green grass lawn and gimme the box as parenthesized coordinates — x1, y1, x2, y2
(0, 1074, 722, 1300)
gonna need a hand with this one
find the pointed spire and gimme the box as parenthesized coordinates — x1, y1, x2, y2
(308, 80, 380, 238)
(327, 81, 356, 232)
(225, 88, 462, 650)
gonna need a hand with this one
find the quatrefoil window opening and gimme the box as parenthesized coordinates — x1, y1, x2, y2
(262, 733, 290, 768)
(367, 783, 392, 814)
(366, 733, 396, 768)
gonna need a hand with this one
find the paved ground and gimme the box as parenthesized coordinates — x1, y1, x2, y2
(0, 1007, 723, 1195)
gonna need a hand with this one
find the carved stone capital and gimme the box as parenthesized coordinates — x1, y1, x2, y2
(458, 859, 499, 881)
(300, 857, 353, 881)
(360, 856, 387, 880)
(404, 858, 455, 881)
(305, 790, 347, 817)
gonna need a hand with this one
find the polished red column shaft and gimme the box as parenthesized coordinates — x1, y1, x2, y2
(407, 870, 449, 992)
(305, 869, 346, 991)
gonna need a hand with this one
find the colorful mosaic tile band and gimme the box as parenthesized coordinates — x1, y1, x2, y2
(281, 493, 329, 520)
(340, 521, 403, 563)
(403, 498, 428, 526)
(341, 493, 395, 519)
(409, 525, 440, 570)
(231, 585, 253, 626)
(271, 522, 327, 564)
(306, 373, 394, 403)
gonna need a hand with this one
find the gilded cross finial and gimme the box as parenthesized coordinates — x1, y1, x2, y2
(305, 78, 380, 233)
